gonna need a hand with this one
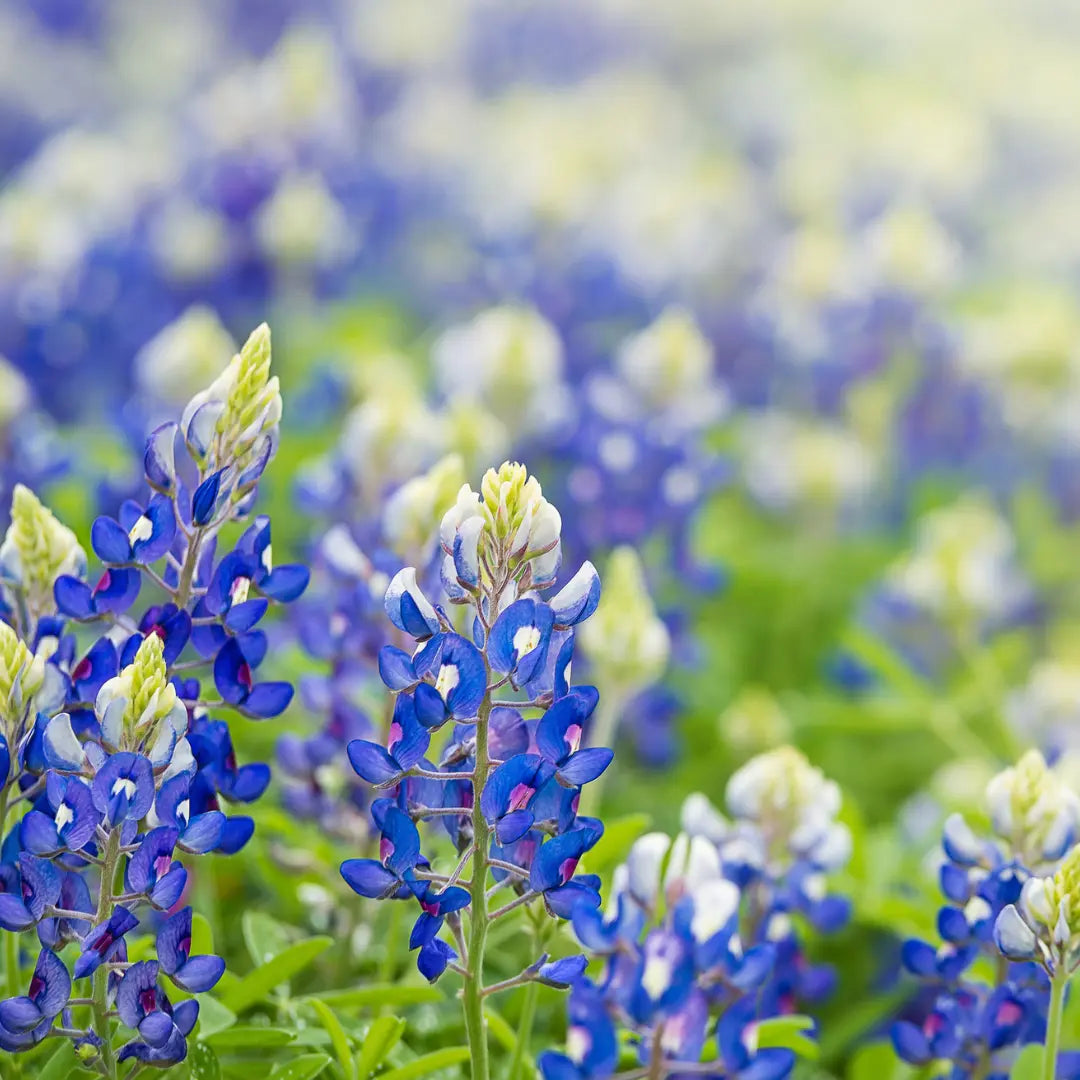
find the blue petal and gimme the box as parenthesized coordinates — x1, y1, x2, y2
(260, 565, 309, 602)
(53, 576, 94, 619)
(341, 859, 398, 899)
(378, 646, 418, 691)
(91, 516, 131, 564)
(192, 471, 224, 527)
(557, 748, 613, 788)
(347, 740, 401, 785)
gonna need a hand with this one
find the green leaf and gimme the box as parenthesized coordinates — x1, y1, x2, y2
(376, 1047, 472, 1080)
(188, 1042, 223, 1080)
(299, 984, 443, 1010)
(309, 998, 355, 1080)
(197, 994, 238, 1038)
(38, 1041, 79, 1080)
(204, 1026, 298, 1049)
(219, 936, 332, 1013)
(192, 912, 215, 958)
(846, 1041, 911, 1080)
(355, 1015, 406, 1078)
(1011, 1045, 1042, 1080)
(243, 910, 294, 967)
(268, 1054, 333, 1080)
(754, 1015, 819, 1061)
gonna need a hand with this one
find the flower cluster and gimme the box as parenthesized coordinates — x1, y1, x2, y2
(539, 747, 850, 1080)
(891, 751, 1077, 1076)
(0, 324, 307, 1069)
(339, 461, 609, 1069)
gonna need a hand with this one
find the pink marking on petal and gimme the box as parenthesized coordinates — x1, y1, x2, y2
(380, 837, 395, 864)
(154, 854, 173, 878)
(564, 724, 582, 754)
(557, 857, 579, 885)
(387, 722, 403, 754)
(997, 1001, 1023, 1026)
(508, 783, 534, 812)
(72, 657, 93, 682)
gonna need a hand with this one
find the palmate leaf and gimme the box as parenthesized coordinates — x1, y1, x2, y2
(218, 936, 333, 1013)
(755, 1015, 819, 1060)
(355, 1015, 407, 1078)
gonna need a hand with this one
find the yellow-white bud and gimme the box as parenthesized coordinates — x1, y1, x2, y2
(578, 547, 669, 693)
(0, 485, 85, 621)
(382, 454, 467, 563)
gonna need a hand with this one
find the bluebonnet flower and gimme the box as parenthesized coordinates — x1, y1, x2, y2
(0, 323, 307, 1071)
(340, 461, 609, 1073)
(543, 785, 845, 1080)
(543, 746, 851, 1080)
(891, 750, 1078, 1077)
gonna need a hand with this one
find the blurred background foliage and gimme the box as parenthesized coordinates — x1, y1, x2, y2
(6, 1, 1080, 1078)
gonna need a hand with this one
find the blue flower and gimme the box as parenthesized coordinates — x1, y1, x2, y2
(413, 633, 486, 729)
(73, 908, 139, 979)
(20, 772, 99, 855)
(538, 983, 618, 1080)
(536, 687, 613, 788)
(156, 907, 226, 993)
(417, 939, 458, 983)
(213, 636, 294, 718)
(91, 752, 155, 825)
(385, 568, 441, 640)
(54, 566, 142, 620)
(530, 826, 603, 919)
(0, 854, 60, 931)
(347, 693, 431, 787)
(717, 999, 795, 1080)
(0, 946, 69, 1036)
(115, 961, 199, 1066)
(481, 754, 555, 844)
(341, 805, 422, 901)
(549, 563, 602, 629)
(124, 827, 187, 909)
(155, 775, 226, 854)
(91, 495, 177, 566)
(488, 599, 554, 687)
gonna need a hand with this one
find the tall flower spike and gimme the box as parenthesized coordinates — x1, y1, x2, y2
(343, 459, 608, 1080)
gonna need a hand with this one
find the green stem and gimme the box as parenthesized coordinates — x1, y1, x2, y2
(92, 829, 122, 1080)
(463, 666, 493, 1080)
(175, 526, 206, 608)
(506, 978, 539, 1080)
(1045, 965, 1068, 1080)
